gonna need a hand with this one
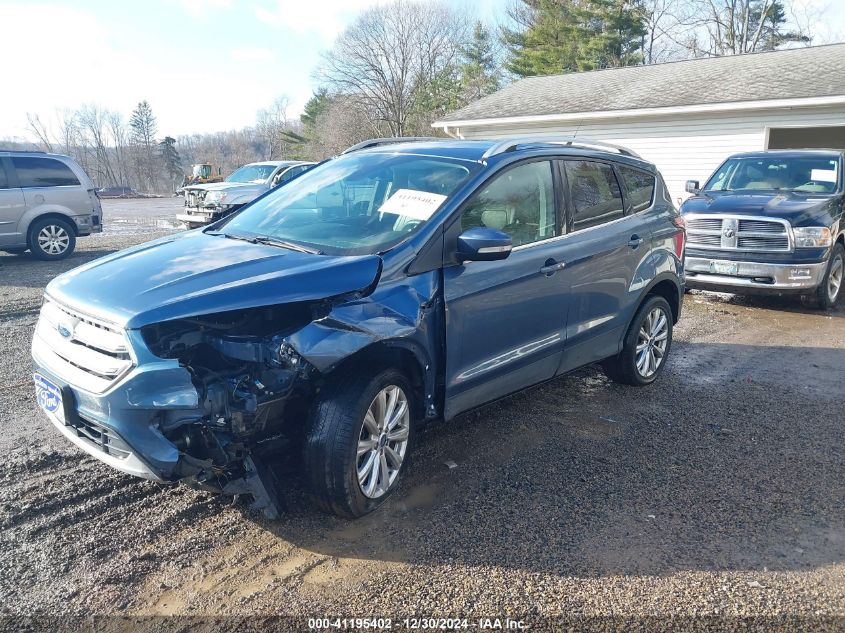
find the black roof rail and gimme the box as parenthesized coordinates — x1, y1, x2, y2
(341, 137, 443, 154)
(481, 135, 641, 161)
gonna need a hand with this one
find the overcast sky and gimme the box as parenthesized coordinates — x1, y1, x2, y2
(0, 0, 842, 142)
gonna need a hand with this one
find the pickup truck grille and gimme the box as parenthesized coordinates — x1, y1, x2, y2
(185, 189, 206, 208)
(32, 298, 134, 394)
(685, 214, 792, 253)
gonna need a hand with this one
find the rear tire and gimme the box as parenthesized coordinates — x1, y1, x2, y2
(303, 367, 415, 518)
(28, 217, 76, 261)
(603, 295, 673, 386)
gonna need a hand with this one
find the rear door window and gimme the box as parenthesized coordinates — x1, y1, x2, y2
(11, 157, 80, 188)
(563, 161, 624, 231)
(618, 166, 655, 214)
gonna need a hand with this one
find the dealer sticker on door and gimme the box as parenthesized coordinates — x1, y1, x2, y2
(34, 373, 64, 422)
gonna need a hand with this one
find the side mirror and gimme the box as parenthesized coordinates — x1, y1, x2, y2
(456, 227, 512, 262)
(685, 180, 700, 194)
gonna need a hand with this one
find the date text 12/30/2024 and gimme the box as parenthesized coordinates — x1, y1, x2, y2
(308, 618, 529, 630)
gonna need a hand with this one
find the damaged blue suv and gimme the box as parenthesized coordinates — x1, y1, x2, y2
(32, 137, 684, 518)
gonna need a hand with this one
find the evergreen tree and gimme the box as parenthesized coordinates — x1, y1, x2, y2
(460, 22, 501, 101)
(503, 0, 646, 77)
(159, 136, 182, 184)
(301, 89, 333, 136)
(129, 101, 158, 190)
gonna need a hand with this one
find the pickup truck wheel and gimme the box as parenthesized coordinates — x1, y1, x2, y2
(303, 368, 414, 518)
(28, 217, 76, 260)
(810, 243, 844, 310)
(603, 295, 673, 386)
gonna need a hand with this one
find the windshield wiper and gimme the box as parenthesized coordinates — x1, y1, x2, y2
(252, 235, 322, 254)
(206, 231, 257, 243)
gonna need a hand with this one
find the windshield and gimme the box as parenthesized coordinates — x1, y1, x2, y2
(219, 153, 478, 255)
(704, 155, 841, 193)
(226, 164, 279, 184)
(193, 164, 211, 178)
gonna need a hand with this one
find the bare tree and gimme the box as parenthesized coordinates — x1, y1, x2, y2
(25, 113, 54, 152)
(639, 0, 688, 64)
(78, 104, 118, 186)
(256, 96, 297, 159)
(676, 0, 811, 57)
(320, 0, 469, 136)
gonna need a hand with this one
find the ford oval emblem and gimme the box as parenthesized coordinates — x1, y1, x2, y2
(57, 323, 73, 339)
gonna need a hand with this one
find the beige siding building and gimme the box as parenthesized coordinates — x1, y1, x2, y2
(433, 44, 845, 204)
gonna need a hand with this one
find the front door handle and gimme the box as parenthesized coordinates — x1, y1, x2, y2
(539, 260, 566, 276)
(628, 234, 644, 248)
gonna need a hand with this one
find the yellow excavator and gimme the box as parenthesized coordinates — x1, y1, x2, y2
(174, 163, 223, 195)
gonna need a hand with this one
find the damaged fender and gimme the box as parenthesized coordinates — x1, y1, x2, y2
(285, 270, 442, 417)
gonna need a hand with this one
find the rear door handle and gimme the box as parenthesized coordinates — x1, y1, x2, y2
(539, 260, 566, 275)
(628, 234, 644, 248)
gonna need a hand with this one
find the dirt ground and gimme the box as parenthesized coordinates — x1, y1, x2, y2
(0, 199, 843, 630)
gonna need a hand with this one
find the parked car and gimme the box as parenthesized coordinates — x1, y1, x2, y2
(0, 151, 102, 260)
(176, 161, 315, 228)
(32, 137, 684, 519)
(682, 150, 844, 309)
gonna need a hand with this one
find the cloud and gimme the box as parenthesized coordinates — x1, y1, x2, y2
(179, 0, 232, 19)
(231, 47, 275, 62)
(254, 0, 386, 42)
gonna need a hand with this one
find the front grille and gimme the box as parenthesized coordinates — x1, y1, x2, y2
(66, 415, 132, 460)
(737, 236, 789, 250)
(185, 190, 206, 208)
(686, 218, 723, 232)
(686, 214, 791, 253)
(738, 219, 784, 233)
(33, 299, 134, 394)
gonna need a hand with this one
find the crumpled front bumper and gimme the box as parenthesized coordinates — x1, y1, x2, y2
(685, 256, 827, 293)
(32, 333, 202, 481)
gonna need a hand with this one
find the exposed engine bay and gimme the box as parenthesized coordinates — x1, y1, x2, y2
(140, 303, 324, 518)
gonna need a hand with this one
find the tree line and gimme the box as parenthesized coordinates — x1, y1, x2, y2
(3, 0, 816, 194)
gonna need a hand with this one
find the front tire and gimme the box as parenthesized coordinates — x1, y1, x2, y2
(804, 243, 843, 310)
(28, 217, 76, 260)
(303, 367, 414, 518)
(603, 295, 674, 386)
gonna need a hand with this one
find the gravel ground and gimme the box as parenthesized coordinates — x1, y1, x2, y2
(0, 199, 843, 630)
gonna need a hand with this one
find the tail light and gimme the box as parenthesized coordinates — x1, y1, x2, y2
(672, 215, 686, 258)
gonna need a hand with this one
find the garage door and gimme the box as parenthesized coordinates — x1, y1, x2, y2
(768, 126, 845, 150)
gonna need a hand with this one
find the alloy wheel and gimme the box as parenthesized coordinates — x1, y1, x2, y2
(356, 385, 410, 499)
(37, 224, 70, 255)
(828, 254, 843, 303)
(636, 307, 669, 378)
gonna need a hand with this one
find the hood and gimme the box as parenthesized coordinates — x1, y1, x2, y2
(46, 232, 382, 329)
(185, 181, 266, 194)
(681, 190, 837, 224)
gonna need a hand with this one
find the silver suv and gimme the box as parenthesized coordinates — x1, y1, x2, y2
(0, 151, 103, 260)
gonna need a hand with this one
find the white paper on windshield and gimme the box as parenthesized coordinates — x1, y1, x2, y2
(811, 169, 837, 183)
(378, 189, 447, 221)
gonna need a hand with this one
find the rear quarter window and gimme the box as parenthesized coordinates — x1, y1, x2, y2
(11, 157, 80, 188)
(618, 166, 655, 214)
(0, 163, 8, 189)
(564, 160, 624, 231)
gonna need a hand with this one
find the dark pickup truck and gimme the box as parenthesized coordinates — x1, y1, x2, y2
(682, 150, 844, 309)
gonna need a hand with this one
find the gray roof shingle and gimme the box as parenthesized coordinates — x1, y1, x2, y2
(436, 43, 845, 123)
